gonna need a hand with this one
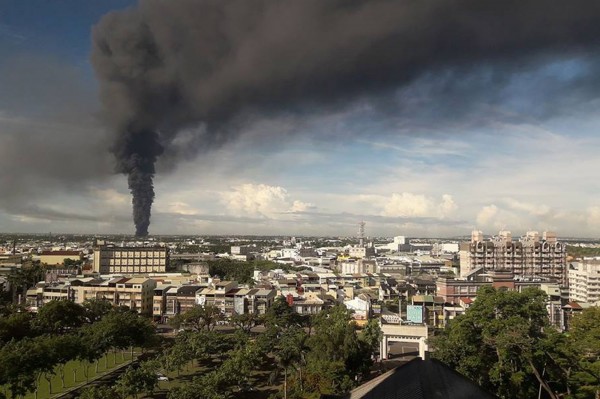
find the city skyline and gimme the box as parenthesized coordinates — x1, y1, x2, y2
(2, 1, 600, 237)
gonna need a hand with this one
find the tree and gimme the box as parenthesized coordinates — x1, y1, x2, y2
(90, 308, 157, 361)
(231, 312, 263, 334)
(34, 300, 86, 334)
(63, 258, 83, 274)
(222, 341, 262, 392)
(431, 286, 561, 399)
(0, 337, 39, 398)
(0, 335, 59, 399)
(53, 334, 83, 389)
(115, 362, 159, 399)
(301, 305, 374, 396)
(271, 326, 307, 399)
(82, 298, 113, 323)
(187, 330, 222, 365)
(359, 318, 383, 354)
(163, 333, 195, 375)
(78, 385, 120, 399)
(566, 307, 600, 398)
(264, 296, 302, 332)
(0, 310, 34, 344)
(7, 264, 44, 304)
(167, 384, 199, 399)
(77, 325, 107, 382)
(171, 305, 224, 331)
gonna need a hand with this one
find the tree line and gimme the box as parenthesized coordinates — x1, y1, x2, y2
(0, 299, 157, 399)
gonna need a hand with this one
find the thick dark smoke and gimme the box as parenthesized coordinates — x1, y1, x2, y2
(91, 0, 600, 236)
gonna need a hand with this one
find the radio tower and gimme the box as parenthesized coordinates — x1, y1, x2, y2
(358, 221, 366, 248)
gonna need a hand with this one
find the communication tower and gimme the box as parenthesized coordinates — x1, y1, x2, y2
(358, 221, 366, 248)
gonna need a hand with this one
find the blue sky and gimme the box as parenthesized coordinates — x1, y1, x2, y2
(1, 1, 600, 238)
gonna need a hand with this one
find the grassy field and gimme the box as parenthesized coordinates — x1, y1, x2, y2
(1, 350, 137, 399)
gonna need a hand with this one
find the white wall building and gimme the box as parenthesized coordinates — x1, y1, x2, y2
(93, 245, 168, 274)
(569, 261, 600, 304)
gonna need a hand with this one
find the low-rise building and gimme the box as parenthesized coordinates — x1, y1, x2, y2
(26, 276, 157, 315)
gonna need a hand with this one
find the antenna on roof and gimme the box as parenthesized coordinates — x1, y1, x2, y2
(358, 221, 366, 248)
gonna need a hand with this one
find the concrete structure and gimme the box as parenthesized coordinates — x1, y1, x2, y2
(93, 245, 168, 274)
(568, 261, 600, 304)
(460, 230, 567, 284)
(348, 247, 375, 259)
(287, 292, 334, 314)
(379, 322, 428, 360)
(194, 282, 277, 317)
(26, 277, 157, 315)
(231, 245, 251, 255)
(339, 259, 377, 275)
(344, 294, 371, 320)
(179, 262, 209, 274)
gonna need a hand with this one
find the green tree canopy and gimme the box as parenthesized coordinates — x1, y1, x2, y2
(170, 305, 224, 332)
(82, 298, 113, 323)
(566, 307, 600, 398)
(431, 286, 562, 399)
(33, 300, 86, 334)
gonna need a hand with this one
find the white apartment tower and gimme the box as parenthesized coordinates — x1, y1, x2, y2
(460, 230, 567, 284)
(568, 261, 600, 304)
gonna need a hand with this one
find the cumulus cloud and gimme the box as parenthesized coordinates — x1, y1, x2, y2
(221, 183, 309, 218)
(167, 201, 199, 216)
(439, 194, 458, 217)
(476, 205, 499, 226)
(382, 192, 457, 218)
(504, 198, 551, 217)
(290, 200, 315, 213)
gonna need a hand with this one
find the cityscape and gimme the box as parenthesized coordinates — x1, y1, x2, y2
(1, 229, 600, 398)
(2, 1, 600, 399)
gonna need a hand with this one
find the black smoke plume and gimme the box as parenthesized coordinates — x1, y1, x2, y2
(91, 0, 600, 236)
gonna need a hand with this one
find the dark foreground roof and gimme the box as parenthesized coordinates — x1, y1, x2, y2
(324, 358, 497, 399)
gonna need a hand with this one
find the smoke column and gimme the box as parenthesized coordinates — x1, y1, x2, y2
(91, 0, 600, 236)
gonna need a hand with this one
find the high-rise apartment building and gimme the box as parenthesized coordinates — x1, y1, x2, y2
(93, 245, 169, 274)
(459, 230, 566, 284)
(568, 261, 600, 304)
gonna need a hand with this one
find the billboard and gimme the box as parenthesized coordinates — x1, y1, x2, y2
(407, 305, 424, 324)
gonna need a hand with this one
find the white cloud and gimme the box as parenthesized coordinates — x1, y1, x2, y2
(504, 198, 550, 217)
(382, 192, 457, 218)
(89, 188, 128, 206)
(476, 205, 498, 226)
(439, 194, 458, 217)
(221, 183, 308, 218)
(167, 201, 199, 216)
(290, 200, 314, 213)
(382, 193, 433, 217)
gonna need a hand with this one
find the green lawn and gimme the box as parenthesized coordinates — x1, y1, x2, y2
(1, 350, 137, 399)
